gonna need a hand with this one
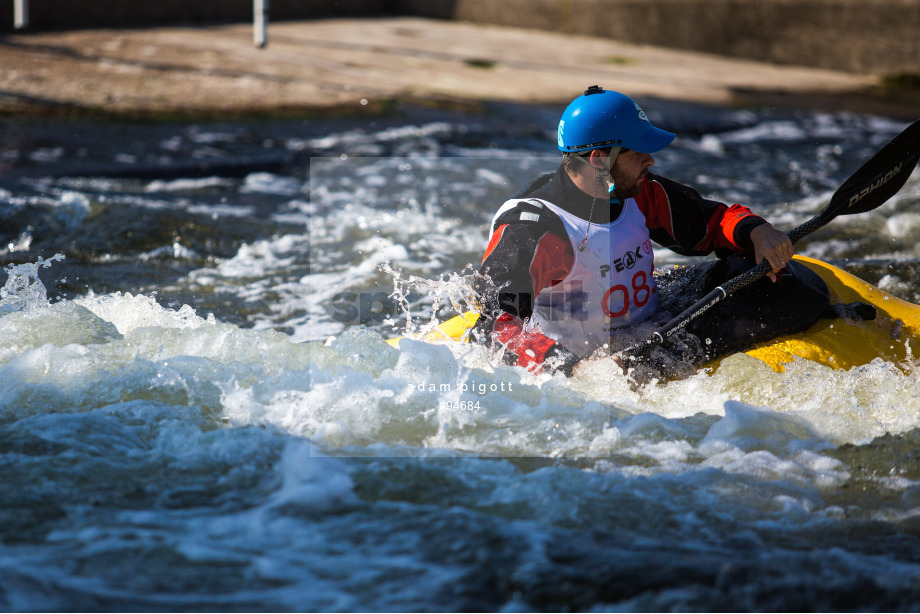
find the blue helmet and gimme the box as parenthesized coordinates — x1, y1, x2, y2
(557, 86, 675, 154)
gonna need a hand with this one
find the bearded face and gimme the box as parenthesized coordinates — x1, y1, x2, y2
(610, 150, 652, 200)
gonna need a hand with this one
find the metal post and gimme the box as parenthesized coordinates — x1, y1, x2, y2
(14, 0, 29, 29)
(254, 0, 268, 48)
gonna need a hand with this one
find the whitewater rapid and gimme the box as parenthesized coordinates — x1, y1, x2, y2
(2, 105, 920, 610)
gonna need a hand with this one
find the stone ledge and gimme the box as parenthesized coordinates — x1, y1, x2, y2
(1, 17, 917, 121)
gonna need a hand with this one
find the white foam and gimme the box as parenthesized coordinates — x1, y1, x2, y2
(75, 292, 213, 335)
(241, 172, 305, 196)
(717, 121, 809, 144)
(52, 192, 90, 230)
(266, 442, 359, 512)
(145, 177, 235, 193)
(886, 212, 920, 239)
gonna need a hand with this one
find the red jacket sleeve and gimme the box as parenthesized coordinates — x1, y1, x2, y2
(636, 174, 767, 257)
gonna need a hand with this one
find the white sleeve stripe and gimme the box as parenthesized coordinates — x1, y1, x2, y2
(489, 198, 550, 236)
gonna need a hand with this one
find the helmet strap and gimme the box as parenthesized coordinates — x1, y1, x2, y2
(577, 147, 620, 252)
(596, 147, 620, 194)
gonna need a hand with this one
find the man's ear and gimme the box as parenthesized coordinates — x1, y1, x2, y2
(587, 149, 609, 174)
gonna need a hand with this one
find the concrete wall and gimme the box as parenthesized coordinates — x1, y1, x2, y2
(3, 0, 919, 77)
(396, 0, 920, 76)
(0, 0, 390, 30)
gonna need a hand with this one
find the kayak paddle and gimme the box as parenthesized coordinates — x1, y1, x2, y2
(617, 119, 920, 367)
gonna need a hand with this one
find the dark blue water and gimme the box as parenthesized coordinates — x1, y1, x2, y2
(1, 102, 920, 611)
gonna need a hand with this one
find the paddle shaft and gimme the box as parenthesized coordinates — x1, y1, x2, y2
(647, 215, 841, 346)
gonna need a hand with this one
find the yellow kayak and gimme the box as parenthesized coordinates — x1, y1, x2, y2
(747, 256, 920, 371)
(387, 256, 920, 372)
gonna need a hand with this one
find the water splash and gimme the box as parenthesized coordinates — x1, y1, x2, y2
(0, 254, 65, 316)
(379, 260, 490, 342)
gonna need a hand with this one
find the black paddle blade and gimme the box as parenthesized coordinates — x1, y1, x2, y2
(788, 119, 920, 244)
(826, 119, 920, 219)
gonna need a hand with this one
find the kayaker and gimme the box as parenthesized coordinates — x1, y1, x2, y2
(474, 85, 829, 378)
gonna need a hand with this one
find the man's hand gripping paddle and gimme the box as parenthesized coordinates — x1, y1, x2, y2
(617, 119, 920, 369)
